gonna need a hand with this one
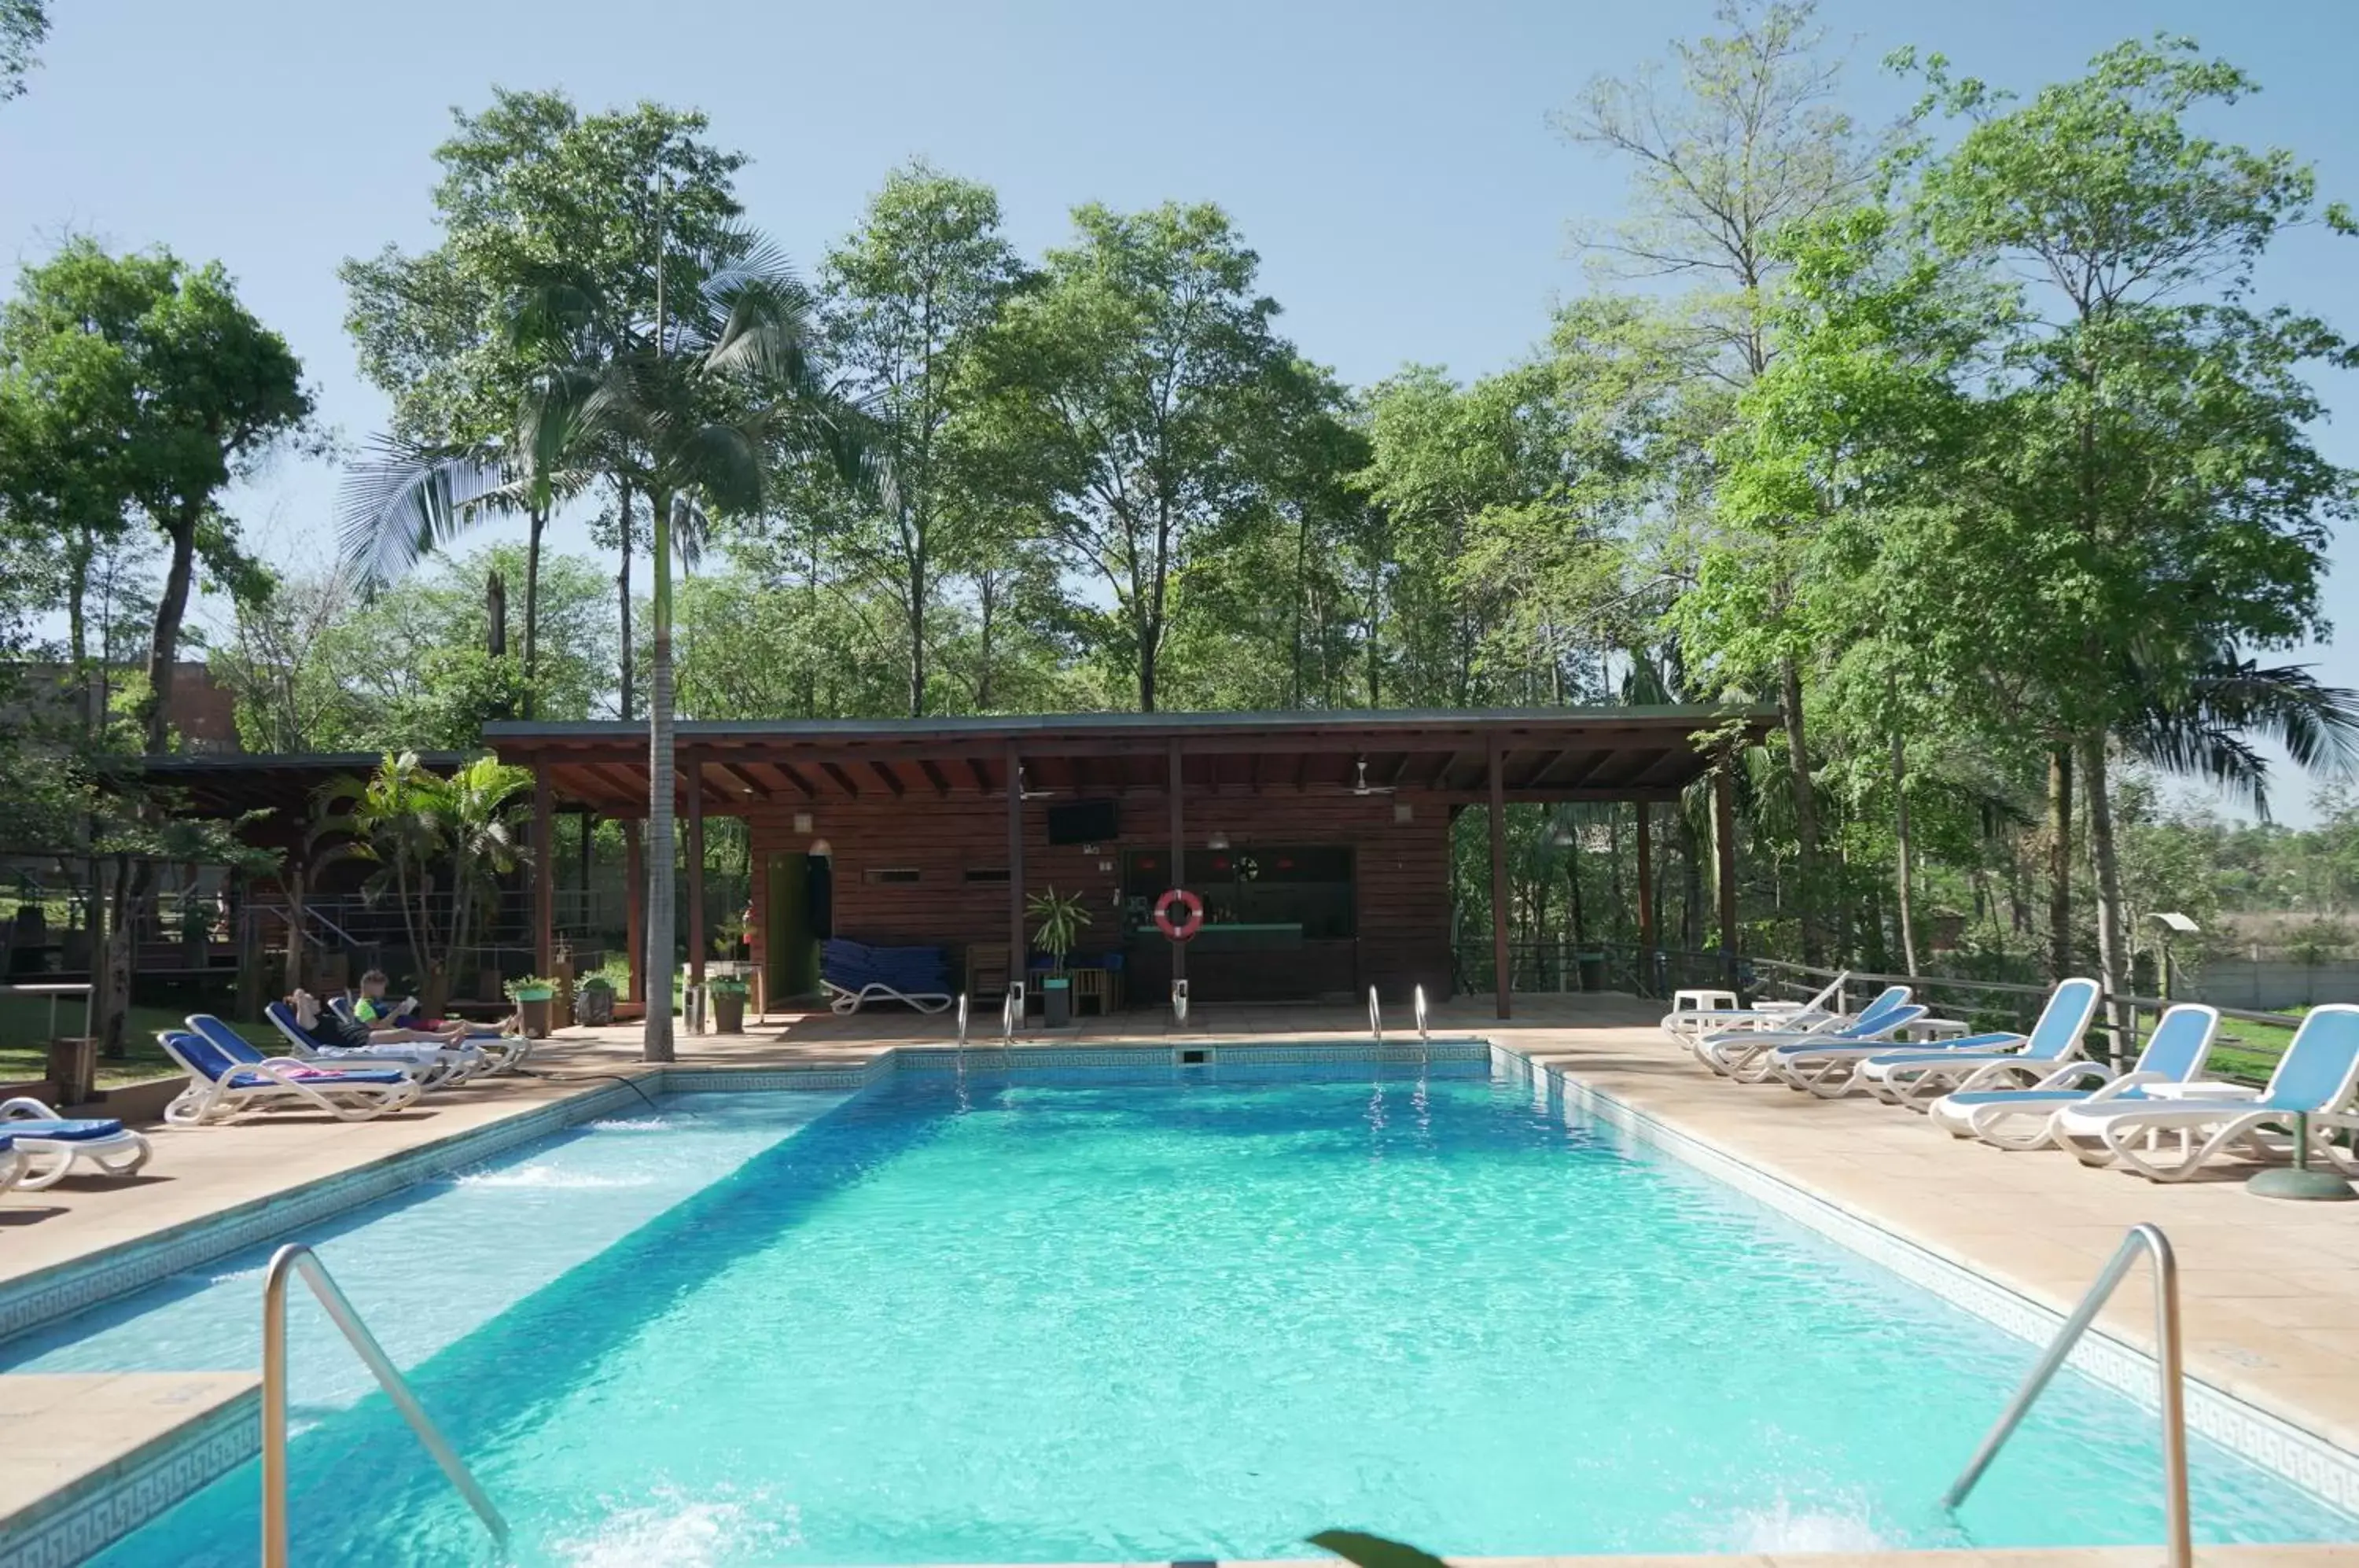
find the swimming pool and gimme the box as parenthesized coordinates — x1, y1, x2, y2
(19, 1063, 2357, 1565)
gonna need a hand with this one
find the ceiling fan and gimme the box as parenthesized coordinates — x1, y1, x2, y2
(1349, 756, 1396, 796)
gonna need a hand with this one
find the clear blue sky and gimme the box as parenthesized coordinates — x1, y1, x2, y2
(2, 0, 2352, 815)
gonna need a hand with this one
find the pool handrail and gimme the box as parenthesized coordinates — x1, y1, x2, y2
(1367, 986, 1382, 1043)
(1172, 978, 1188, 1026)
(1942, 1223, 2188, 1567)
(261, 1242, 508, 1566)
(1413, 985, 1429, 1047)
(955, 992, 970, 1049)
(1002, 982, 1023, 1045)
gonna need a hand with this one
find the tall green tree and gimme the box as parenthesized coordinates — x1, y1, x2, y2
(1903, 34, 2356, 1033)
(340, 90, 748, 712)
(1, 241, 312, 753)
(969, 202, 1312, 711)
(0, 0, 45, 101)
(1556, 0, 1893, 963)
(820, 162, 1025, 716)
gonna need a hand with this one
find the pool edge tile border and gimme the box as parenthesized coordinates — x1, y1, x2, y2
(0, 1385, 257, 1568)
(1488, 1042, 2359, 1518)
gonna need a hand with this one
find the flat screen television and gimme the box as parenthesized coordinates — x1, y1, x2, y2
(1046, 797, 1121, 845)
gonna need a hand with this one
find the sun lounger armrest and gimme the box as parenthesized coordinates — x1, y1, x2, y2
(2031, 1060, 2116, 1091)
(2140, 1080, 2262, 1102)
(0, 1096, 68, 1121)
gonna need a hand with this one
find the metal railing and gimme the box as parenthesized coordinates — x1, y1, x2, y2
(262, 1243, 508, 1566)
(1943, 1224, 2188, 1568)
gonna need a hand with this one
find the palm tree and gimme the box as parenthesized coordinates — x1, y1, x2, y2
(544, 225, 851, 1062)
(2076, 639, 2359, 1048)
(336, 337, 591, 715)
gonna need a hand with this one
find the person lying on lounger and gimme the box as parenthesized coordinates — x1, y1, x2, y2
(289, 988, 482, 1050)
(351, 970, 509, 1039)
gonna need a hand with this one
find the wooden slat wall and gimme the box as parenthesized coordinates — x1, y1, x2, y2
(746, 790, 1456, 1004)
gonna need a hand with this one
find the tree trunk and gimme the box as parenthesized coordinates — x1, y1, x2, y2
(907, 551, 927, 719)
(2045, 744, 2074, 979)
(616, 480, 635, 723)
(140, 513, 201, 753)
(2080, 729, 2133, 1066)
(523, 504, 546, 718)
(1779, 657, 1823, 965)
(1137, 620, 1160, 714)
(1892, 729, 1918, 976)
(100, 856, 137, 1058)
(642, 490, 679, 1062)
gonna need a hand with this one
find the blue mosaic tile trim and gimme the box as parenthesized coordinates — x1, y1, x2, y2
(1489, 1044, 2359, 1518)
(0, 1386, 257, 1568)
(0, 1080, 642, 1346)
(896, 1039, 1489, 1072)
(663, 1063, 885, 1093)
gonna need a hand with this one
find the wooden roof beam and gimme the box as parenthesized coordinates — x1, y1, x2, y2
(819, 763, 862, 798)
(867, 760, 906, 798)
(917, 760, 953, 798)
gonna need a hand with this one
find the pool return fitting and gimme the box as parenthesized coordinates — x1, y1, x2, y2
(262, 1242, 509, 1565)
(1942, 1222, 2188, 1568)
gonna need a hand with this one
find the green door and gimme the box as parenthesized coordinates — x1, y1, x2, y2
(766, 852, 816, 1001)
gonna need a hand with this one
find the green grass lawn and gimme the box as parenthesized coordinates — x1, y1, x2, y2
(0, 997, 272, 1088)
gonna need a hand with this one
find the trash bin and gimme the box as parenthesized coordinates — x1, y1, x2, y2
(1576, 952, 1606, 992)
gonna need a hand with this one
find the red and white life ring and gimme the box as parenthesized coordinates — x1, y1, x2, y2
(1153, 887, 1205, 942)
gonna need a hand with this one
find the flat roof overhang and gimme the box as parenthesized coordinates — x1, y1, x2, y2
(480, 706, 1779, 817)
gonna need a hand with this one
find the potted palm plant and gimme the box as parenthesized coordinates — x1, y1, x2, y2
(506, 974, 557, 1039)
(707, 974, 749, 1034)
(1027, 886, 1094, 1029)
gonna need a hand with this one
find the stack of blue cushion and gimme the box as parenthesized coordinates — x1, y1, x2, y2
(823, 939, 949, 997)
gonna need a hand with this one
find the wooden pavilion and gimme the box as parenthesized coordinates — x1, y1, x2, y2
(487, 706, 1775, 1021)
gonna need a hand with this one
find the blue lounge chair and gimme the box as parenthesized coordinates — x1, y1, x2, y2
(1857, 978, 2103, 1109)
(156, 1029, 422, 1127)
(2051, 1004, 2359, 1182)
(251, 1006, 480, 1087)
(1701, 988, 1919, 1082)
(1927, 1004, 2223, 1148)
(1663, 971, 1852, 1044)
(0, 1096, 153, 1188)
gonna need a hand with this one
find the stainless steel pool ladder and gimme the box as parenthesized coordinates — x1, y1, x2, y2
(1943, 1223, 2188, 1568)
(1171, 978, 1188, 1026)
(261, 1242, 509, 1567)
(1002, 981, 1024, 1044)
(1413, 985, 1430, 1050)
(1367, 985, 1383, 1042)
(956, 992, 970, 1048)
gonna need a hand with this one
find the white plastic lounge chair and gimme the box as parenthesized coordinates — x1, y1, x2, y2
(823, 980, 953, 1016)
(2048, 1004, 2359, 1182)
(157, 1030, 423, 1127)
(1663, 971, 1851, 1043)
(1754, 1001, 1949, 1097)
(1927, 1005, 2226, 1149)
(1698, 987, 1916, 1080)
(0, 1135, 21, 1194)
(251, 1006, 478, 1088)
(0, 1096, 153, 1188)
(1857, 978, 2103, 1109)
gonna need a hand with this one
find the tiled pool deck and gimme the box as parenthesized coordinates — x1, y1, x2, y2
(4, 993, 2356, 1566)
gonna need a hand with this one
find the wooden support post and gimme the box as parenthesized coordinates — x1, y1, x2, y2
(1006, 742, 1025, 988)
(1488, 733, 1510, 1020)
(623, 819, 646, 1007)
(1634, 800, 1657, 991)
(1713, 761, 1740, 988)
(1168, 738, 1187, 989)
(686, 752, 706, 994)
(533, 763, 555, 981)
(577, 808, 595, 927)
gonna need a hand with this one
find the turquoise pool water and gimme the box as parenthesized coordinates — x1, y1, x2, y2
(23, 1066, 2356, 1565)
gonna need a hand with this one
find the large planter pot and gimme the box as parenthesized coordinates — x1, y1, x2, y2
(711, 988, 747, 1034)
(513, 986, 554, 1040)
(576, 981, 615, 1027)
(1042, 974, 1072, 1029)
